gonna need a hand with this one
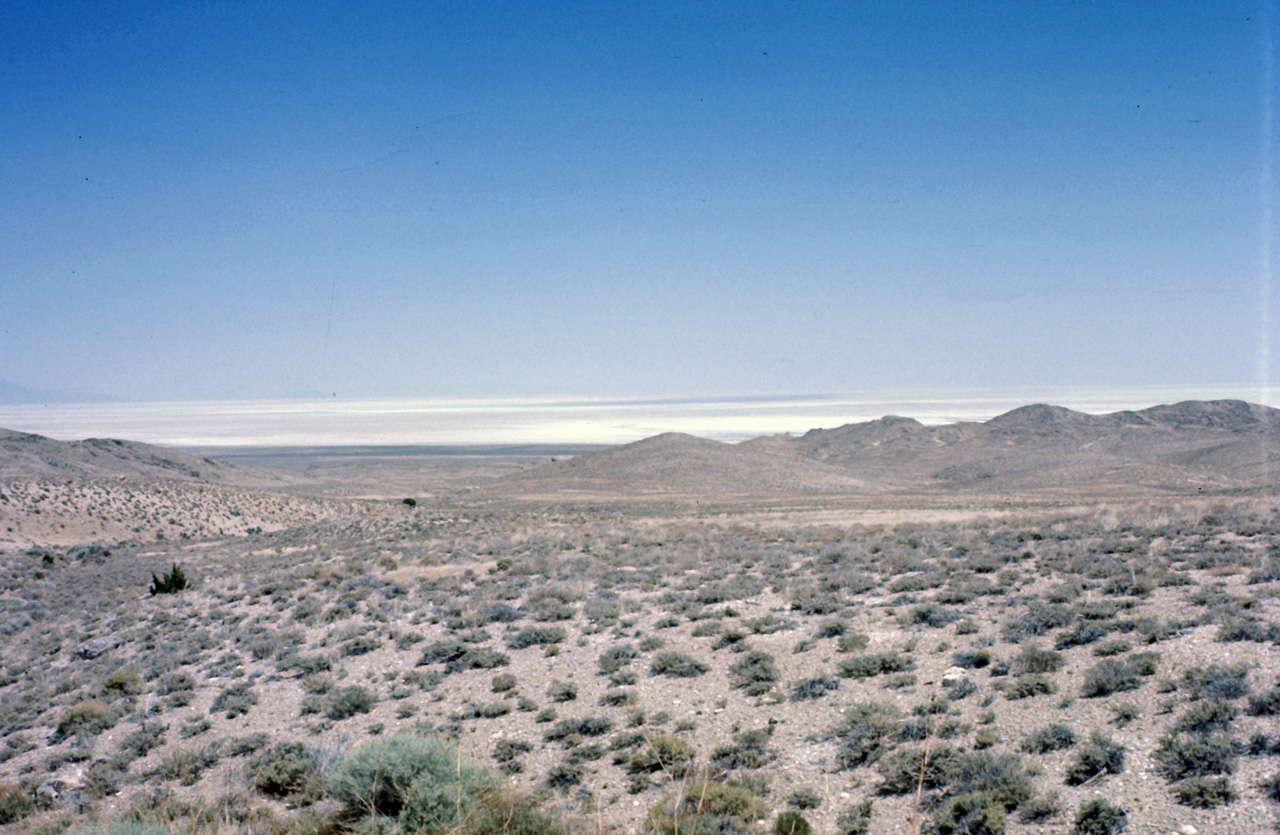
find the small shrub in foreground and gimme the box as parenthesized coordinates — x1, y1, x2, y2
(1170, 776, 1236, 808)
(1073, 799, 1127, 835)
(330, 734, 498, 833)
(774, 811, 812, 835)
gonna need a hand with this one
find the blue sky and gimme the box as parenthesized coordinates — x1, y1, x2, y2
(2, 1, 1275, 404)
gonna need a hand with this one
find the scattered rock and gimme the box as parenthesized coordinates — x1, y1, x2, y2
(78, 634, 123, 659)
(941, 666, 967, 684)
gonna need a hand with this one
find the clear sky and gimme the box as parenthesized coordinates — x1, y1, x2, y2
(2, 1, 1276, 404)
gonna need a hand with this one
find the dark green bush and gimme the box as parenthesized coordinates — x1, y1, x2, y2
(212, 683, 257, 719)
(546, 681, 577, 702)
(833, 702, 900, 770)
(599, 644, 638, 673)
(1065, 733, 1125, 785)
(1013, 646, 1063, 675)
(543, 716, 613, 742)
(250, 742, 323, 804)
(934, 792, 1006, 835)
(1170, 776, 1236, 808)
(1181, 665, 1251, 701)
(650, 651, 709, 678)
(645, 780, 767, 835)
(326, 685, 375, 720)
(150, 563, 188, 595)
(835, 800, 873, 835)
(1020, 724, 1075, 754)
(1080, 654, 1158, 698)
(711, 726, 775, 771)
(837, 652, 913, 679)
(1004, 675, 1056, 700)
(0, 782, 34, 826)
(729, 650, 779, 695)
(628, 735, 696, 778)
(774, 811, 812, 835)
(1247, 684, 1280, 715)
(1153, 733, 1236, 780)
(507, 626, 567, 650)
(1175, 700, 1236, 736)
(1072, 799, 1127, 835)
(790, 677, 839, 702)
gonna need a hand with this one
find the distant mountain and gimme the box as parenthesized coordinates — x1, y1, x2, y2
(496, 400, 1280, 498)
(0, 379, 115, 405)
(488, 431, 868, 496)
(772, 399, 1280, 492)
(0, 429, 281, 484)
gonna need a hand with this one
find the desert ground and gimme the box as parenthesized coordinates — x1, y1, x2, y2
(0, 400, 1278, 835)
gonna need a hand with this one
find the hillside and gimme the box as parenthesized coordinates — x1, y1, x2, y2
(0, 429, 281, 485)
(500, 400, 1280, 498)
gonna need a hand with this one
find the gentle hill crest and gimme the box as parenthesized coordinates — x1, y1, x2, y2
(494, 399, 1280, 498)
(0, 428, 281, 485)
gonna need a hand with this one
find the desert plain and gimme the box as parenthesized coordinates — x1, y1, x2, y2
(0, 400, 1278, 835)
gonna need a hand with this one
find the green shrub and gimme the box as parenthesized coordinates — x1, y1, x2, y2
(1013, 647, 1063, 675)
(330, 734, 499, 833)
(1175, 700, 1236, 736)
(833, 702, 901, 769)
(250, 742, 323, 804)
(774, 811, 812, 835)
(650, 651, 709, 678)
(544, 716, 613, 742)
(1020, 724, 1075, 754)
(1017, 792, 1061, 823)
(494, 739, 533, 763)
(507, 626, 567, 650)
(1072, 799, 1127, 835)
(835, 800, 873, 835)
(1080, 654, 1158, 698)
(837, 652, 913, 679)
(628, 735, 696, 778)
(1004, 675, 1056, 700)
(546, 761, 584, 791)
(65, 824, 173, 835)
(729, 650, 779, 695)
(599, 644, 639, 673)
(711, 726, 776, 771)
(547, 681, 577, 702)
(645, 780, 767, 835)
(0, 782, 34, 826)
(1153, 733, 1236, 780)
(212, 683, 257, 719)
(934, 792, 1006, 835)
(57, 699, 116, 738)
(327, 685, 376, 720)
(491, 673, 517, 692)
(102, 666, 145, 696)
(1065, 733, 1125, 785)
(1170, 776, 1236, 808)
(790, 677, 839, 702)
(1181, 665, 1251, 701)
(150, 563, 188, 595)
(457, 791, 567, 835)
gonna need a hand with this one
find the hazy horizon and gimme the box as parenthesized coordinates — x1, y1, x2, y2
(1, 385, 1275, 448)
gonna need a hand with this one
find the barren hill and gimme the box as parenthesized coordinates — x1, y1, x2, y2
(487, 431, 867, 497)
(0, 429, 283, 485)
(498, 400, 1280, 498)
